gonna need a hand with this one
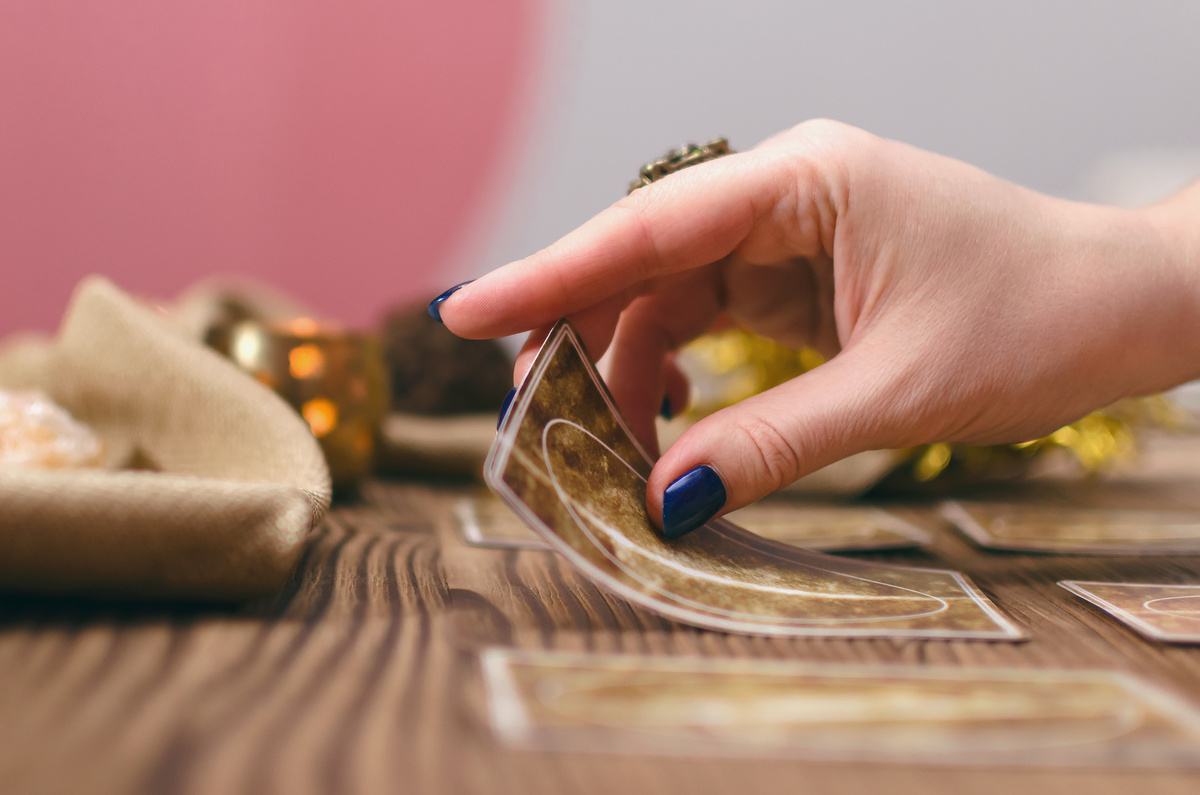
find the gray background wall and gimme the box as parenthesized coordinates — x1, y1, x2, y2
(460, 0, 1200, 282)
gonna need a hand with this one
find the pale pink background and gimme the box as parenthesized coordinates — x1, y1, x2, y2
(0, 0, 543, 337)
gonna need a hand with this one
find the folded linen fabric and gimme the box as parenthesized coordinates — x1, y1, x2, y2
(0, 277, 331, 599)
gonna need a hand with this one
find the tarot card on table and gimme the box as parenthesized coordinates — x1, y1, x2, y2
(1060, 580, 1200, 643)
(483, 320, 1023, 640)
(944, 502, 1200, 555)
(455, 491, 556, 550)
(480, 647, 1200, 767)
(726, 501, 930, 552)
(457, 491, 929, 553)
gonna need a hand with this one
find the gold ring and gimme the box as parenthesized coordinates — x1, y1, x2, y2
(628, 138, 734, 194)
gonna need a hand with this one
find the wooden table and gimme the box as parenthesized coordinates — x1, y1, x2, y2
(3, 438, 1200, 794)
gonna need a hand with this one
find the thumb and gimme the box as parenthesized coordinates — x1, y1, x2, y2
(646, 348, 898, 539)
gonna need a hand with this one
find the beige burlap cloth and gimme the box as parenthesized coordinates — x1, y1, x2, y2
(0, 278, 331, 599)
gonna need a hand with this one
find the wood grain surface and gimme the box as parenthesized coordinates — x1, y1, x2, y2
(3, 437, 1200, 794)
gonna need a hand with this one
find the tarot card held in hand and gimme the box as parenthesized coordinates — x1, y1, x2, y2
(481, 648, 1200, 766)
(483, 320, 1024, 639)
(457, 492, 929, 553)
(944, 502, 1200, 555)
(1060, 581, 1200, 644)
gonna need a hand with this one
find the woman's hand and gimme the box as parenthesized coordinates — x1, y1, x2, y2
(434, 120, 1200, 537)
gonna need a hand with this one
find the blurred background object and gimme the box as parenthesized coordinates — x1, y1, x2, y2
(3, 0, 1198, 340)
(219, 318, 389, 489)
(677, 328, 1198, 497)
(374, 304, 515, 481)
(178, 280, 514, 485)
(382, 305, 512, 416)
(0, 0, 546, 336)
(473, 0, 1200, 290)
(1079, 148, 1200, 210)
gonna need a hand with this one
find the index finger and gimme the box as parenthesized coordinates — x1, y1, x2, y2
(438, 152, 775, 340)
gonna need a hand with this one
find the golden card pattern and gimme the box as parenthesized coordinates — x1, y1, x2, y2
(484, 321, 1023, 640)
(1061, 580, 1200, 644)
(945, 502, 1200, 555)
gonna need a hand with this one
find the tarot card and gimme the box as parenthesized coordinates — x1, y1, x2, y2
(458, 492, 929, 553)
(484, 320, 1023, 639)
(455, 491, 556, 550)
(945, 502, 1200, 555)
(1060, 581, 1200, 643)
(481, 647, 1200, 767)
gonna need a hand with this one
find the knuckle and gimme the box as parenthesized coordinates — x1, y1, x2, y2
(608, 202, 663, 283)
(758, 120, 881, 249)
(793, 117, 853, 140)
(791, 118, 868, 151)
(732, 416, 803, 492)
(781, 119, 879, 182)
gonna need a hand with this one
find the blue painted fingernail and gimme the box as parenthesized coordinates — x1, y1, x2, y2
(662, 465, 726, 540)
(660, 396, 672, 420)
(427, 280, 473, 323)
(497, 387, 516, 429)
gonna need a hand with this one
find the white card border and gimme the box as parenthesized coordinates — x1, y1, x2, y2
(455, 496, 554, 551)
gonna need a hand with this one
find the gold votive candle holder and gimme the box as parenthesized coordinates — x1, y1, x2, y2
(221, 318, 389, 489)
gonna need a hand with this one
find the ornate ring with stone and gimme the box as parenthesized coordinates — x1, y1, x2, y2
(628, 138, 734, 194)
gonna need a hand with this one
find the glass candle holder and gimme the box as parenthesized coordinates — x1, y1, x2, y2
(221, 318, 389, 489)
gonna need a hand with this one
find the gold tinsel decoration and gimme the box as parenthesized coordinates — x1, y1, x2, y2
(678, 329, 1190, 492)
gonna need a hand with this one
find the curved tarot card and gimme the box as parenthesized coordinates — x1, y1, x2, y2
(484, 320, 1024, 640)
(1060, 581, 1200, 644)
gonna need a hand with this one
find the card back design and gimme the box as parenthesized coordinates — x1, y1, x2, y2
(946, 502, 1200, 555)
(481, 648, 1200, 766)
(1060, 580, 1200, 643)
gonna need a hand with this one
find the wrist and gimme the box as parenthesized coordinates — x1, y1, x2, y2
(1049, 196, 1200, 402)
(1141, 184, 1200, 387)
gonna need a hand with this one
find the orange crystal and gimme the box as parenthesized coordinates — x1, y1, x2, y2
(0, 390, 104, 469)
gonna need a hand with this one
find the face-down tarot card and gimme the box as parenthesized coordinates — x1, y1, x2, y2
(483, 320, 1023, 640)
(1060, 580, 1200, 644)
(725, 501, 930, 552)
(944, 502, 1200, 555)
(480, 648, 1200, 766)
(457, 491, 929, 553)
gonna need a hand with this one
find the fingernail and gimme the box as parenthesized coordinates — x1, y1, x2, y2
(427, 280, 473, 323)
(661, 465, 726, 540)
(497, 387, 516, 429)
(660, 396, 672, 421)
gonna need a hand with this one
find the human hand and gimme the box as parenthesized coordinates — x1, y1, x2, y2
(433, 120, 1200, 538)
